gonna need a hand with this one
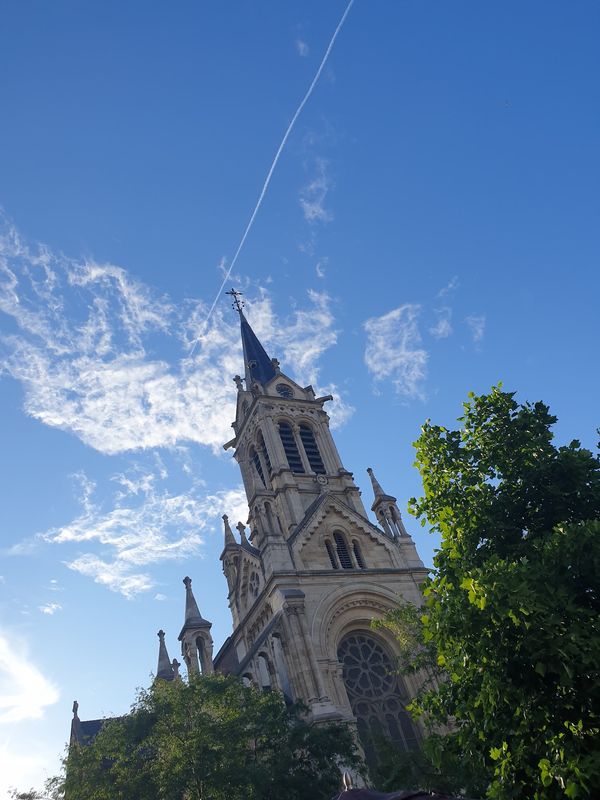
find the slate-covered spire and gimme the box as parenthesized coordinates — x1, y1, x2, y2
(226, 288, 276, 388)
(156, 629, 175, 681)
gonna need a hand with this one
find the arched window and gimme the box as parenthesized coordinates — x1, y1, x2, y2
(333, 531, 353, 569)
(250, 446, 266, 487)
(325, 541, 339, 569)
(337, 632, 418, 768)
(353, 541, 366, 569)
(298, 424, 326, 474)
(278, 422, 305, 473)
(257, 430, 272, 474)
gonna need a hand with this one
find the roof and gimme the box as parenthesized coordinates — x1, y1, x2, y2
(333, 789, 472, 800)
(239, 310, 276, 386)
(70, 716, 113, 747)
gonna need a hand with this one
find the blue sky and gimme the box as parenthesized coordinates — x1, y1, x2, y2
(1, 0, 599, 792)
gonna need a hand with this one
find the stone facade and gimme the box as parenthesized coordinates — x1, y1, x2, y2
(180, 305, 429, 760)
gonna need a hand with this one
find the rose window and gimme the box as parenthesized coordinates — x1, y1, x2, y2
(337, 632, 418, 764)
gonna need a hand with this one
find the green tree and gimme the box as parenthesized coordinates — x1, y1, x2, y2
(62, 673, 361, 800)
(389, 387, 600, 799)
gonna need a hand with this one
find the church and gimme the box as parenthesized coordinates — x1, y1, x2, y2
(73, 293, 428, 765)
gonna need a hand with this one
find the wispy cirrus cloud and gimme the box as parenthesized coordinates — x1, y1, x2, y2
(465, 314, 486, 343)
(299, 158, 333, 223)
(429, 306, 453, 339)
(363, 304, 428, 399)
(436, 275, 459, 299)
(0, 217, 351, 456)
(38, 469, 249, 598)
(296, 38, 309, 57)
(38, 603, 62, 615)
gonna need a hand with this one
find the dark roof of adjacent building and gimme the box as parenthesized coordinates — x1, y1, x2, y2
(333, 789, 474, 800)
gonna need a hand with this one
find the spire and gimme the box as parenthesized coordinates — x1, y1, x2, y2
(226, 288, 276, 387)
(367, 467, 387, 500)
(179, 577, 214, 676)
(181, 576, 211, 631)
(367, 467, 409, 539)
(222, 514, 238, 548)
(156, 629, 175, 681)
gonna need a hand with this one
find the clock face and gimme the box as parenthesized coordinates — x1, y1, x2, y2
(276, 383, 293, 398)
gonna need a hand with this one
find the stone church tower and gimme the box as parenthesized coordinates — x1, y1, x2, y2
(173, 293, 429, 764)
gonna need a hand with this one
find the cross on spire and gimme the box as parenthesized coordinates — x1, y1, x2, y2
(225, 288, 245, 314)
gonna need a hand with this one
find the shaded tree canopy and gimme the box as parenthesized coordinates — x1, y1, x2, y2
(62, 673, 361, 800)
(380, 387, 600, 799)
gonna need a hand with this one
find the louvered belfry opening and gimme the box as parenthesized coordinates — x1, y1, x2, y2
(353, 541, 366, 568)
(257, 430, 272, 474)
(326, 540, 339, 569)
(278, 422, 305, 473)
(250, 447, 266, 487)
(334, 531, 353, 569)
(298, 424, 326, 474)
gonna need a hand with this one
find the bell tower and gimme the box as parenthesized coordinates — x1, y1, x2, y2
(211, 290, 428, 759)
(223, 289, 368, 566)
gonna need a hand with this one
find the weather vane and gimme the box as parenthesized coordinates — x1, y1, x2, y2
(225, 288, 244, 313)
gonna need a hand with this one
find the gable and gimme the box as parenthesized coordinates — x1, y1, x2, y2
(291, 496, 397, 570)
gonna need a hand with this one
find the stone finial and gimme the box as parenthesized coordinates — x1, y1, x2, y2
(271, 357, 280, 373)
(236, 521, 248, 544)
(233, 375, 244, 391)
(172, 658, 181, 680)
(223, 514, 237, 548)
(72, 700, 79, 718)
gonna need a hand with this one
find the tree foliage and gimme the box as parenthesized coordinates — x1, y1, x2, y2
(390, 387, 600, 799)
(62, 673, 360, 800)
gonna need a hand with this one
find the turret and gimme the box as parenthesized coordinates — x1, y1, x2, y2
(178, 576, 214, 675)
(367, 467, 409, 539)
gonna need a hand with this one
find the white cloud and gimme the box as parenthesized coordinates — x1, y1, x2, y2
(296, 38, 309, 57)
(315, 258, 327, 279)
(0, 632, 59, 723)
(39, 603, 62, 615)
(39, 467, 249, 598)
(299, 158, 333, 223)
(429, 306, 453, 339)
(437, 275, 459, 298)
(363, 304, 428, 399)
(0, 218, 350, 456)
(154, 593, 167, 601)
(465, 314, 486, 343)
(1, 737, 61, 800)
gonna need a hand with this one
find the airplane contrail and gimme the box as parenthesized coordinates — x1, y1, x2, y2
(190, 0, 354, 355)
